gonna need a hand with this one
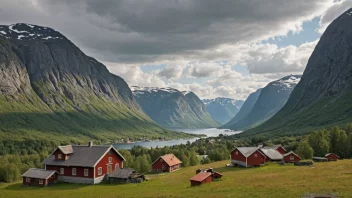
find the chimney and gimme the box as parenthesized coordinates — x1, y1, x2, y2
(88, 141, 93, 147)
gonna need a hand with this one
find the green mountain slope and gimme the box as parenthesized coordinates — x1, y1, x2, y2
(243, 8, 352, 137)
(0, 23, 190, 147)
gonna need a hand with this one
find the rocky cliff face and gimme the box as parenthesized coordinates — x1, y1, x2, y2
(245, 8, 352, 136)
(221, 88, 262, 129)
(202, 98, 244, 124)
(132, 87, 219, 128)
(0, 23, 182, 142)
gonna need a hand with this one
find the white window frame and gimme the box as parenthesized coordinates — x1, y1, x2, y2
(39, 179, 43, 184)
(98, 167, 102, 175)
(60, 168, 64, 174)
(290, 156, 294, 160)
(26, 177, 31, 182)
(115, 163, 119, 170)
(58, 154, 62, 159)
(72, 168, 76, 176)
(84, 169, 89, 177)
(109, 157, 112, 163)
(254, 154, 258, 158)
(235, 151, 238, 155)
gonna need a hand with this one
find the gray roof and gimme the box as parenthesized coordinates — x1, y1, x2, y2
(262, 145, 286, 151)
(22, 168, 57, 179)
(237, 147, 261, 157)
(260, 148, 283, 160)
(42, 145, 125, 167)
(109, 168, 136, 179)
(313, 157, 328, 160)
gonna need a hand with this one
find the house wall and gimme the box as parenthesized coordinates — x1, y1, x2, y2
(53, 149, 71, 160)
(326, 154, 339, 161)
(46, 165, 94, 178)
(247, 150, 265, 167)
(22, 177, 47, 187)
(95, 148, 124, 178)
(152, 158, 170, 172)
(276, 147, 286, 155)
(284, 154, 301, 163)
(231, 149, 246, 166)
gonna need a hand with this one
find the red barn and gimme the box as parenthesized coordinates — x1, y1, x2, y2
(151, 154, 182, 172)
(42, 142, 125, 184)
(325, 153, 340, 161)
(262, 145, 286, 155)
(283, 151, 302, 163)
(231, 147, 266, 167)
(22, 168, 59, 187)
(190, 172, 213, 186)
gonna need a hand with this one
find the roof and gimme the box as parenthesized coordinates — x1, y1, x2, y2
(109, 168, 135, 179)
(325, 153, 339, 158)
(262, 145, 286, 151)
(58, 145, 73, 154)
(260, 148, 283, 160)
(22, 168, 57, 179)
(233, 147, 263, 157)
(313, 157, 328, 160)
(42, 145, 125, 167)
(152, 154, 182, 167)
(283, 151, 302, 159)
(190, 172, 212, 182)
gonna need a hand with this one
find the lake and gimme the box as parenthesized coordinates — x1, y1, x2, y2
(113, 128, 241, 150)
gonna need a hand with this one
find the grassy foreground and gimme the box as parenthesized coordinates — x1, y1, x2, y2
(1, 160, 352, 198)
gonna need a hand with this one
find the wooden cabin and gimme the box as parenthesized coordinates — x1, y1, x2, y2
(283, 151, 302, 163)
(325, 153, 340, 161)
(190, 172, 213, 186)
(108, 168, 145, 183)
(151, 154, 182, 172)
(22, 168, 59, 187)
(230, 147, 266, 167)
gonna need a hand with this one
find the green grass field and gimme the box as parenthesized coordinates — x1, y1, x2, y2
(1, 160, 352, 198)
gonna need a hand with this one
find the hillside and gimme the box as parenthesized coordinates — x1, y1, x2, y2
(224, 75, 301, 130)
(132, 87, 219, 128)
(1, 160, 352, 198)
(221, 88, 262, 129)
(0, 23, 190, 147)
(244, 8, 352, 137)
(202, 98, 244, 124)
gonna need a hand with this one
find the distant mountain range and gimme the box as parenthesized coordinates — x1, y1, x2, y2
(132, 86, 219, 128)
(0, 23, 187, 146)
(222, 75, 301, 130)
(202, 98, 244, 124)
(244, 8, 352, 137)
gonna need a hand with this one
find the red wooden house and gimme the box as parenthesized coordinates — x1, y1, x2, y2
(262, 145, 286, 155)
(151, 154, 182, 172)
(325, 153, 340, 161)
(22, 168, 59, 187)
(283, 151, 302, 163)
(230, 147, 266, 167)
(190, 172, 213, 186)
(42, 142, 125, 184)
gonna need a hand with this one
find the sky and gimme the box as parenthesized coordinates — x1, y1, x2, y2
(0, 0, 351, 100)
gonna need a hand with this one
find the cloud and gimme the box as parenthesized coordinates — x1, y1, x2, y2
(318, 0, 352, 33)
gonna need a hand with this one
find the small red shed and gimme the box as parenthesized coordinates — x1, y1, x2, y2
(22, 168, 59, 187)
(190, 172, 213, 186)
(325, 153, 340, 161)
(231, 147, 266, 167)
(283, 151, 302, 163)
(151, 154, 182, 172)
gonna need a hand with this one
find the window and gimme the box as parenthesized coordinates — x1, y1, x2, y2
(162, 165, 165, 170)
(26, 178, 31, 182)
(290, 156, 294, 160)
(60, 168, 64, 174)
(109, 157, 112, 163)
(58, 154, 62, 159)
(98, 167, 102, 175)
(254, 154, 258, 158)
(115, 163, 119, 170)
(235, 151, 238, 155)
(39, 179, 43, 185)
(84, 169, 89, 177)
(72, 168, 76, 176)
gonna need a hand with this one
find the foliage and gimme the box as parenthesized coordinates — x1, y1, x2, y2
(295, 141, 314, 159)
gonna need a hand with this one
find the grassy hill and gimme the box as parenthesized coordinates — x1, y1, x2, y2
(1, 160, 352, 198)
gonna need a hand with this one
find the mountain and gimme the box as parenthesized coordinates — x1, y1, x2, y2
(222, 75, 301, 130)
(221, 88, 262, 129)
(0, 23, 189, 146)
(202, 98, 244, 124)
(244, 8, 352, 137)
(131, 86, 219, 128)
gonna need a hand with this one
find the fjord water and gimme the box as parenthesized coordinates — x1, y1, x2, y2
(113, 128, 241, 150)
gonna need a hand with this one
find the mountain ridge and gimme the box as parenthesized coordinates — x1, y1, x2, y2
(202, 97, 244, 124)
